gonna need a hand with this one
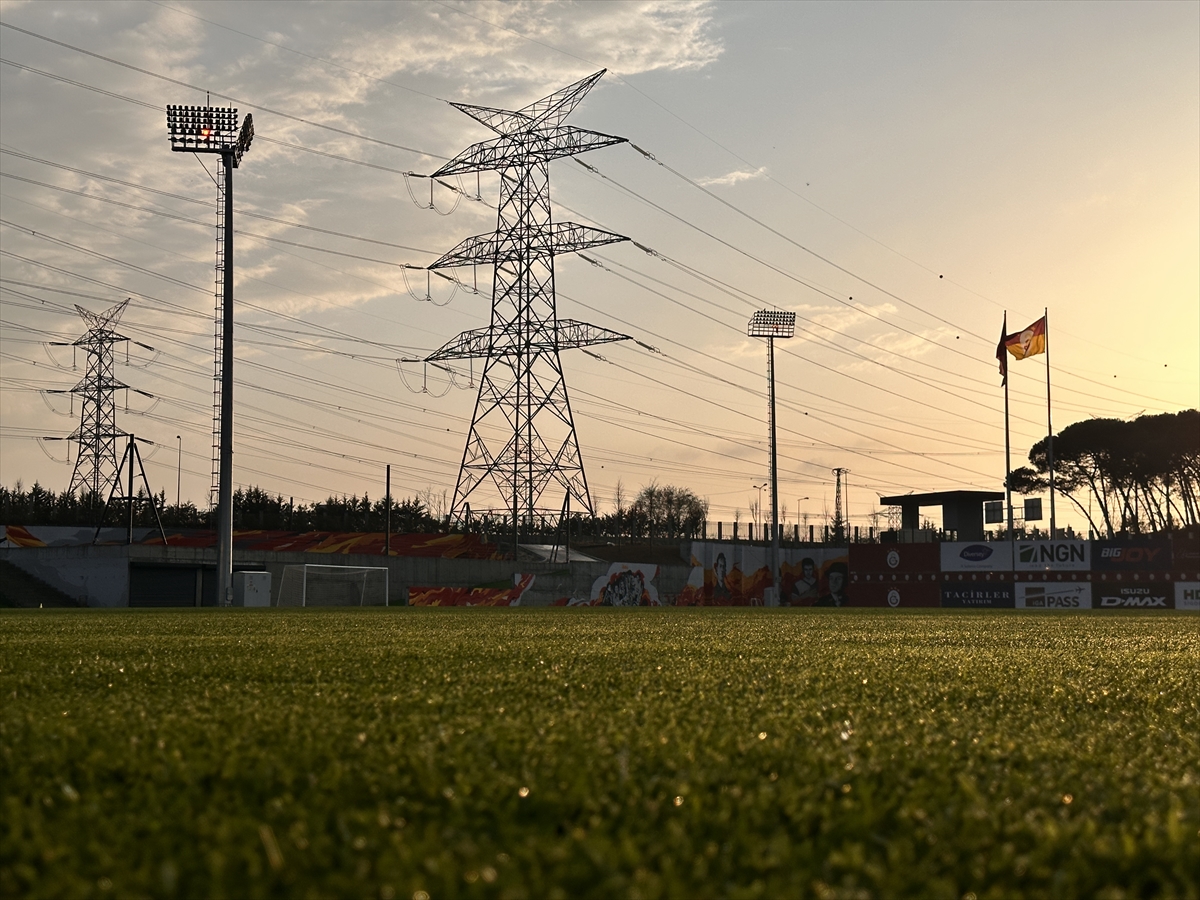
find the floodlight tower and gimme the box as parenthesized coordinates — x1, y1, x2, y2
(166, 104, 254, 606)
(49, 299, 131, 499)
(747, 309, 796, 604)
(419, 71, 632, 550)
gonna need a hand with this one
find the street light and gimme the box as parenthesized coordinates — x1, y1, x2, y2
(176, 435, 181, 507)
(752, 482, 768, 530)
(167, 104, 253, 607)
(747, 310, 796, 605)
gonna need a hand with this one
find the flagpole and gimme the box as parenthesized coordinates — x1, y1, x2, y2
(1044, 306, 1056, 538)
(1003, 312, 1014, 542)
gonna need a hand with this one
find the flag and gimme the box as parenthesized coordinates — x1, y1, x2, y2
(1005, 316, 1047, 360)
(996, 314, 1008, 385)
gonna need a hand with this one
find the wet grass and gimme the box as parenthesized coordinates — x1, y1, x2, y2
(1, 609, 1197, 899)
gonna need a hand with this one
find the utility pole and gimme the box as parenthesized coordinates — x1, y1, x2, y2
(747, 310, 795, 604)
(166, 104, 254, 606)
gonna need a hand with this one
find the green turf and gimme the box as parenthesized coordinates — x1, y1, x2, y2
(2, 610, 1197, 899)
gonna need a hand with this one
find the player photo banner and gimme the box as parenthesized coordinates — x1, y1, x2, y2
(579, 563, 660, 606)
(677, 543, 848, 606)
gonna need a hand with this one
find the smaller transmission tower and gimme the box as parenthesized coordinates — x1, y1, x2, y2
(48, 299, 132, 499)
(95, 433, 168, 546)
(832, 467, 849, 543)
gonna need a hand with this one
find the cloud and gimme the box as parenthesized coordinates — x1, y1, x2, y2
(696, 167, 768, 188)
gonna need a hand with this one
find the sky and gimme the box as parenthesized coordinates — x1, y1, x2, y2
(1, 0, 1197, 535)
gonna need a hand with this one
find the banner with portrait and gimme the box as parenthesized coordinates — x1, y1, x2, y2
(677, 543, 848, 606)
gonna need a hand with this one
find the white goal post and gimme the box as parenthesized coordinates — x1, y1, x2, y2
(277, 565, 389, 607)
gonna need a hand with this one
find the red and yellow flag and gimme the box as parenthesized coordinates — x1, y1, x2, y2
(1005, 316, 1046, 360)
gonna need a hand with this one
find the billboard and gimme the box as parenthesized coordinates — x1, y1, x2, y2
(1092, 539, 1171, 571)
(941, 541, 1012, 572)
(1175, 583, 1200, 611)
(409, 573, 535, 606)
(941, 583, 1014, 609)
(850, 582, 941, 608)
(849, 543, 939, 574)
(586, 563, 661, 606)
(677, 543, 847, 606)
(1094, 584, 1173, 609)
(1015, 582, 1092, 609)
(1014, 540, 1090, 572)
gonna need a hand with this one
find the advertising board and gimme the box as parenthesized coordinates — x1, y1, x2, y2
(1175, 582, 1200, 611)
(849, 543, 939, 574)
(848, 582, 940, 608)
(1171, 530, 1200, 572)
(940, 541, 1012, 572)
(1015, 582, 1091, 609)
(940, 583, 1014, 608)
(1014, 540, 1090, 572)
(1094, 584, 1172, 609)
(1092, 539, 1171, 571)
(677, 543, 847, 606)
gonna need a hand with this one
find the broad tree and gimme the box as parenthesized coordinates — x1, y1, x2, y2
(1008, 409, 1198, 536)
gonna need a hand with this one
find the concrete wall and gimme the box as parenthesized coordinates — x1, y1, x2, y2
(2, 545, 130, 607)
(1, 545, 694, 607)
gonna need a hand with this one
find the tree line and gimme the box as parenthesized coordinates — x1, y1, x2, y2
(1009, 409, 1198, 536)
(0, 483, 442, 532)
(0, 479, 712, 540)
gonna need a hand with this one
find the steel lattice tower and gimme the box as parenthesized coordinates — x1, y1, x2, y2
(832, 467, 849, 543)
(422, 71, 631, 531)
(58, 299, 131, 498)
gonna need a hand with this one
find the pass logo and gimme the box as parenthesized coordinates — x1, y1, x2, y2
(1023, 586, 1082, 608)
(959, 545, 993, 561)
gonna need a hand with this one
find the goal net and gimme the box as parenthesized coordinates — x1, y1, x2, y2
(277, 565, 389, 607)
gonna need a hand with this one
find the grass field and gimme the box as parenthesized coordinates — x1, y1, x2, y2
(2, 609, 1197, 899)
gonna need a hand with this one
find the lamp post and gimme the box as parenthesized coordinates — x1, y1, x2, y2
(166, 104, 253, 606)
(752, 482, 768, 533)
(747, 310, 796, 606)
(175, 435, 181, 507)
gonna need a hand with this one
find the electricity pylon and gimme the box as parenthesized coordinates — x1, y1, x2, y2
(49, 299, 133, 498)
(832, 467, 849, 543)
(421, 71, 631, 542)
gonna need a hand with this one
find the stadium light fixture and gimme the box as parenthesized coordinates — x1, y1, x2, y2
(747, 309, 796, 605)
(167, 104, 253, 607)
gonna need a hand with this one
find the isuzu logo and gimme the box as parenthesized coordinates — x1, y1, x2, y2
(1098, 593, 1167, 608)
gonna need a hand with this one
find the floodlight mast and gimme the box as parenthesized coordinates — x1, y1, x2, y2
(166, 105, 253, 606)
(747, 310, 796, 605)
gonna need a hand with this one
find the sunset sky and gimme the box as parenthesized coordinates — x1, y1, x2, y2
(1, 0, 1196, 533)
